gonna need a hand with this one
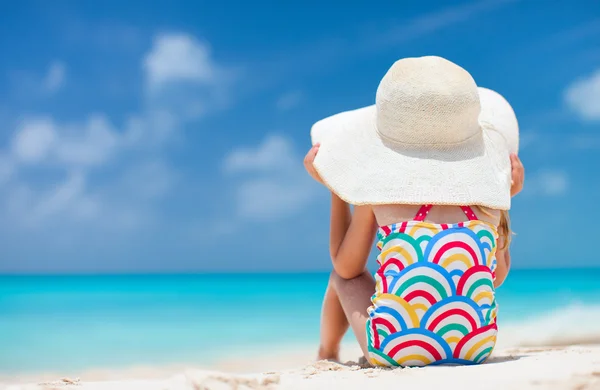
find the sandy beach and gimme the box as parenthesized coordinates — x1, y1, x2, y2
(3, 345, 600, 390)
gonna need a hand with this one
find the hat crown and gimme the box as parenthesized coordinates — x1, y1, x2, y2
(375, 56, 482, 145)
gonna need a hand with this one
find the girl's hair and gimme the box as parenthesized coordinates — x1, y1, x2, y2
(497, 210, 511, 250)
(475, 207, 512, 250)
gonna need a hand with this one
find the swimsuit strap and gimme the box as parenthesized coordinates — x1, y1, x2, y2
(413, 205, 433, 221)
(460, 206, 478, 221)
(414, 205, 478, 222)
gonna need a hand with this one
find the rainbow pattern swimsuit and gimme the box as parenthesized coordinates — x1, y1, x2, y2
(366, 204, 498, 367)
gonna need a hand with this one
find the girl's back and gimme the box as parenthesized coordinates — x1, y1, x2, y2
(366, 204, 500, 367)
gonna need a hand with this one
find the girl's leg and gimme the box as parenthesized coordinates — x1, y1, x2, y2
(318, 270, 375, 360)
(318, 280, 350, 360)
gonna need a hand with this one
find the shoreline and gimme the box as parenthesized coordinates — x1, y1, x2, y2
(3, 345, 600, 390)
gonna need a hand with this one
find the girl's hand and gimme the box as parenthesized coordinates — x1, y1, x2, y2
(510, 153, 524, 197)
(304, 144, 323, 184)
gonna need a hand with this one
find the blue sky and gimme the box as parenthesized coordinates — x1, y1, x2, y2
(0, 0, 599, 273)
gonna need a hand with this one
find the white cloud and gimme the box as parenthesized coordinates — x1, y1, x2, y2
(383, 0, 519, 44)
(538, 171, 568, 196)
(30, 171, 90, 222)
(541, 18, 600, 50)
(223, 134, 296, 173)
(119, 160, 176, 200)
(235, 177, 317, 220)
(142, 33, 234, 122)
(570, 134, 600, 149)
(10, 116, 120, 168)
(144, 33, 216, 91)
(564, 68, 600, 121)
(3, 171, 99, 228)
(11, 118, 56, 163)
(260, 0, 518, 86)
(43, 61, 66, 94)
(223, 135, 320, 221)
(276, 91, 303, 111)
(1, 158, 177, 231)
(123, 110, 180, 147)
(525, 170, 569, 197)
(0, 154, 14, 185)
(1, 30, 242, 255)
(333, 0, 517, 54)
(5, 32, 229, 178)
(54, 115, 120, 166)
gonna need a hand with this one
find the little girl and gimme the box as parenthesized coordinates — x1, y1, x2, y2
(304, 57, 523, 367)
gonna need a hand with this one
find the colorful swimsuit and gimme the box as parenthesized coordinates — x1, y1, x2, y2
(366, 205, 498, 367)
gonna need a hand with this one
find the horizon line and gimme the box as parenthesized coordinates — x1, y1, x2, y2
(1, 266, 600, 277)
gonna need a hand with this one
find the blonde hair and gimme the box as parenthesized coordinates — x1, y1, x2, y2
(497, 210, 511, 250)
(475, 206, 512, 251)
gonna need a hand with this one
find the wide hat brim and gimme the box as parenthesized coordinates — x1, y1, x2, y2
(311, 103, 512, 210)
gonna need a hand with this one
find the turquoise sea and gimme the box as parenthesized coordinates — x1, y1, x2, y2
(1, 269, 600, 376)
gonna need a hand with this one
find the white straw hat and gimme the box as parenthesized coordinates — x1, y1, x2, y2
(311, 56, 513, 210)
(478, 87, 519, 155)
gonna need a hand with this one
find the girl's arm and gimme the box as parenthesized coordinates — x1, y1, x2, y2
(329, 194, 378, 279)
(304, 144, 377, 279)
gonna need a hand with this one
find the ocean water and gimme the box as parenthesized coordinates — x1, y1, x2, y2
(1, 269, 600, 375)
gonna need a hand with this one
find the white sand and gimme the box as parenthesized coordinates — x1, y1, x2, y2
(3, 346, 600, 390)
